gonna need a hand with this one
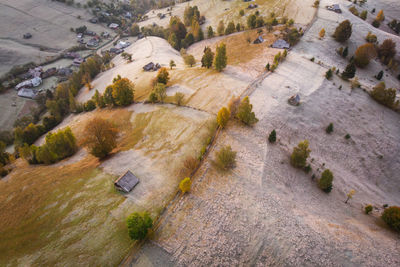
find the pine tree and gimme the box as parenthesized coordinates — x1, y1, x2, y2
(214, 43, 227, 72)
(201, 47, 214, 68)
(268, 129, 276, 143)
(375, 70, 383, 80)
(236, 96, 258, 126)
(342, 46, 349, 57)
(217, 20, 225, 36)
(342, 62, 356, 79)
(207, 26, 214, 38)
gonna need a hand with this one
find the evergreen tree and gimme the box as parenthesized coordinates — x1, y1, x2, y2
(201, 47, 214, 68)
(375, 70, 384, 80)
(225, 21, 236, 35)
(207, 26, 214, 38)
(214, 43, 227, 72)
(217, 20, 225, 36)
(126, 212, 153, 241)
(342, 62, 356, 79)
(268, 129, 276, 143)
(318, 169, 333, 193)
(334, 20, 352, 42)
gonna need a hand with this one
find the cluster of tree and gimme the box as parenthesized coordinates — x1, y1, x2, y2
(236, 96, 258, 126)
(267, 49, 288, 72)
(336, 46, 349, 58)
(148, 68, 169, 103)
(370, 82, 398, 108)
(201, 44, 227, 71)
(349, 6, 367, 20)
(179, 177, 192, 193)
(19, 127, 77, 165)
(381, 206, 400, 232)
(90, 75, 135, 109)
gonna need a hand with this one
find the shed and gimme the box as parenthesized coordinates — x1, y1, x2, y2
(114, 170, 139, 193)
(253, 36, 264, 44)
(327, 4, 342, 13)
(18, 88, 37, 99)
(271, 39, 290, 49)
(143, 62, 155, 71)
(288, 94, 300, 106)
(23, 33, 32, 39)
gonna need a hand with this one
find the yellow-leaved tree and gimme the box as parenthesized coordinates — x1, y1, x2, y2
(217, 107, 230, 128)
(179, 177, 192, 193)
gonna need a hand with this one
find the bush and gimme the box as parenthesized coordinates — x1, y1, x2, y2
(217, 107, 230, 128)
(236, 96, 258, 126)
(174, 92, 184, 106)
(126, 212, 153, 240)
(345, 134, 351, 139)
(318, 169, 333, 193)
(268, 129, 276, 143)
(304, 164, 312, 174)
(82, 117, 118, 159)
(181, 156, 199, 177)
(372, 19, 380, 28)
(334, 20, 352, 42)
(319, 28, 325, 38)
(326, 123, 334, 134)
(360, 10, 367, 20)
(354, 43, 377, 68)
(365, 32, 377, 43)
(215, 145, 236, 170)
(290, 140, 311, 168)
(179, 177, 192, 193)
(349, 6, 359, 16)
(381, 206, 400, 232)
(365, 205, 373, 214)
(370, 82, 397, 108)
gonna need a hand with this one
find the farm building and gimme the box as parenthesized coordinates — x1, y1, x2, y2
(18, 88, 37, 99)
(114, 171, 140, 193)
(253, 36, 264, 44)
(271, 39, 290, 49)
(143, 62, 161, 71)
(327, 4, 342, 13)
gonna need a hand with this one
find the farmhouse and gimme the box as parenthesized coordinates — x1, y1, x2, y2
(143, 62, 161, 71)
(327, 4, 342, 13)
(18, 88, 37, 99)
(288, 94, 300, 106)
(23, 33, 32, 39)
(109, 23, 119, 30)
(271, 39, 290, 49)
(114, 171, 139, 193)
(253, 36, 264, 44)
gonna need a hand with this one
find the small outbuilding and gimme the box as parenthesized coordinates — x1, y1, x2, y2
(114, 170, 140, 193)
(23, 33, 32, 39)
(18, 88, 37, 99)
(143, 62, 161, 71)
(288, 94, 300, 106)
(271, 39, 290, 49)
(253, 36, 264, 44)
(327, 4, 342, 13)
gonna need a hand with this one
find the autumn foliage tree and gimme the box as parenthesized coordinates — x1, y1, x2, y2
(82, 117, 118, 159)
(217, 107, 230, 128)
(319, 28, 325, 39)
(215, 145, 236, 170)
(112, 78, 135, 106)
(370, 82, 397, 108)
(290, 140, 311, 168)
(378, 39, 396, 65)
(156, 67, 170, 84)
(376, 10, 385, 22)
(318, 169, 334, 193)
(236, 96, 258, 126)
(179, 177, 192, 193)
(334, 20, 352, 42)
(354, 43, 377, 68)
(381, 206, 400, 232)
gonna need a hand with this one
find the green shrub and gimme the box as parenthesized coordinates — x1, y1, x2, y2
(345, 134, 351, 139)
(342, 62, 356, 80)
(84, 100, 96, 111)
(381, 206, 400, 232)
(372, 19, 380, 28)
(318, 169, 333, 193)
(375, 70, 383, 80)
(365, 205, 373, 214)
(268, 129, 276, 143)
(236, 96, 258, 126)
(326, 123, 334, 134)
(304, 164, 312, 174)
(290, 140, 311, 168)
(325, 69, 333, 80)
(215, 145, 236, 170)
(126, 212, 153, 240)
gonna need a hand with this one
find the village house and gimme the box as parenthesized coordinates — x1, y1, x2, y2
(271, 39, 290, 49)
